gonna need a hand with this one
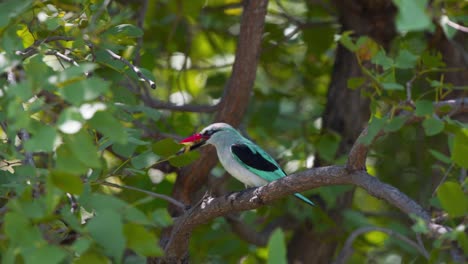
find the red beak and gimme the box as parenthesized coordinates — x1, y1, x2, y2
(180, 133, 206, 145)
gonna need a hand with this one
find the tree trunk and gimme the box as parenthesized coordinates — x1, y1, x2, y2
(288, 1, 397, 263)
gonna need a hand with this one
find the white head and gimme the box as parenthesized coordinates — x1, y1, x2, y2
(180, 122, 242, 150)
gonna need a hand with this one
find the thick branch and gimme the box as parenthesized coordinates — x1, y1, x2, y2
(163, 166, 431, 261)
(347, 97, 468, 171)
(170, 0, 269, 208)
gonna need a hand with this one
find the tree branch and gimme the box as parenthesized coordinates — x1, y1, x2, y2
(170, 0, 269, 210)
(162, 166, 433, 261)
(347, 97, 468, 171)
(105, 49, 156, 89)
(98, 180, 186, 210)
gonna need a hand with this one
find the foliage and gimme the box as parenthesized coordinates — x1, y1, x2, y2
(0, 0, 466, 263)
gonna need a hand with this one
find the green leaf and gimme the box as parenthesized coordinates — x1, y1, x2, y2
(452, 129, 468, 168)
(22, 245, 67, 264)
(4, 211, 44, 247)
(152, 208, 174, 227)
(24, 126, 57, 152)
(23, 54, 53, 87)
(316, 133, 340, 162)
(382, 82, 404, 90)
(428, 149, 451, 164)
(422, 117, 444, 136)
(50, 170, 84, 195)
(152, 138, 182, 157)
(57, 107, 84, 134)
(131, 151, 159, 169)
(169, 151, 200, 167)
(347, 77, 366, 90)
(105, 24, 143, 38)
(60, 77, 110, 106)
(267, 229, 287, 264)
(394, 50, 419, 69)
(87, 210, 125, 261)
(457, 232, 468, 256)
(53, 63, 97, 85)
(436, 182, 468, 218)
(9, 82, 32, 100)
(337, 31, 357, 51)
(140, 106, 161, 121)
(123, 224, 163, 257)
(414, 100, 433, 117)
(359, 116, 387, 145)
(64, 130, 101, 168)
(74, 251, 109, 264)
(384, 116, 407, 132)
(0, 0, 32, 29)
(393, 0, 431, 32)
(55, 144, 89, 174)
(88, 111, 128, 144)
(71, 238, 92, 255)
(371, 50, 393, 70)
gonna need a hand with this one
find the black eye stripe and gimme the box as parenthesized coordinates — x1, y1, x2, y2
(203, 128, 220, 136)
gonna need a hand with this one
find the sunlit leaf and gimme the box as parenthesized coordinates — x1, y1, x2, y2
(63, 130, 101, 168)
(88, 111, 128, 144)
(422, 117, 444, 136)
(393, 0, 431, 32)
(437, 182, 468, 218)
(22, 245, 67, 264)
(87, 210, 125, 261)
(384, 116, 407, 132)
(24, 126, 57, 152)
(451, 129, 468, 168)
(152, 208, 174, 228)
(152, 138, 183, 158)
(359, 116, 387, 145)
(169, 151, 200, 167)
(394, 50, 419, 69)
(60, 77, 110, 106)
(414, 100, 433, 117)
(131, 151, 159, 169)
(267, 229, 287, 264)
(123, 224, 163, 257)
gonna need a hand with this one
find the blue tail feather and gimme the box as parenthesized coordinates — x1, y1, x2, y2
(294, 193, 315, 207)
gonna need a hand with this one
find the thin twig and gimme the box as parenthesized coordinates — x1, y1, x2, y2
(432, 163, 454, 197)
(98, 180, 186, 209)
(333, 226, 429, 264)
(441, 15, 468, 33)
(45, 50, 79, 67)
(16, 36, 75, 57)
(106, 49, 156, 89)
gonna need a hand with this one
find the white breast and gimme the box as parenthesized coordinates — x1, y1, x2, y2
(217, 146, 268, 187)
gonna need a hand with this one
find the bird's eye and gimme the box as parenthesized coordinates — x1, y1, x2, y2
(203, 129, 218, 136)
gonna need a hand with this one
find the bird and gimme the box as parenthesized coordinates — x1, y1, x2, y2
(180, 122, 314, 206)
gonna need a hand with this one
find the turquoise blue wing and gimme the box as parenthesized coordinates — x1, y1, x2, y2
(230, 142, 286, 182)
(230, 142, 315, 207)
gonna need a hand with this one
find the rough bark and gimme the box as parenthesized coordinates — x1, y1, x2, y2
(155, 1, 269, 263)
(288, 1, 397, 263)
(169, 0, 269, 213)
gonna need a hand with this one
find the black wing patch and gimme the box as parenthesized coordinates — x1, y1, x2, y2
(231, 144, 279, 172)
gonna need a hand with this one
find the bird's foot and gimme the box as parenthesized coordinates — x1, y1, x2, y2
(249, 187, 265, 204)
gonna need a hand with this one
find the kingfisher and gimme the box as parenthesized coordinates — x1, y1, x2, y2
(180, 123, 314, 206)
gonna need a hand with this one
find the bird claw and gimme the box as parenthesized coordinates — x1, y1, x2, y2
(249, 188, 264, 204)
